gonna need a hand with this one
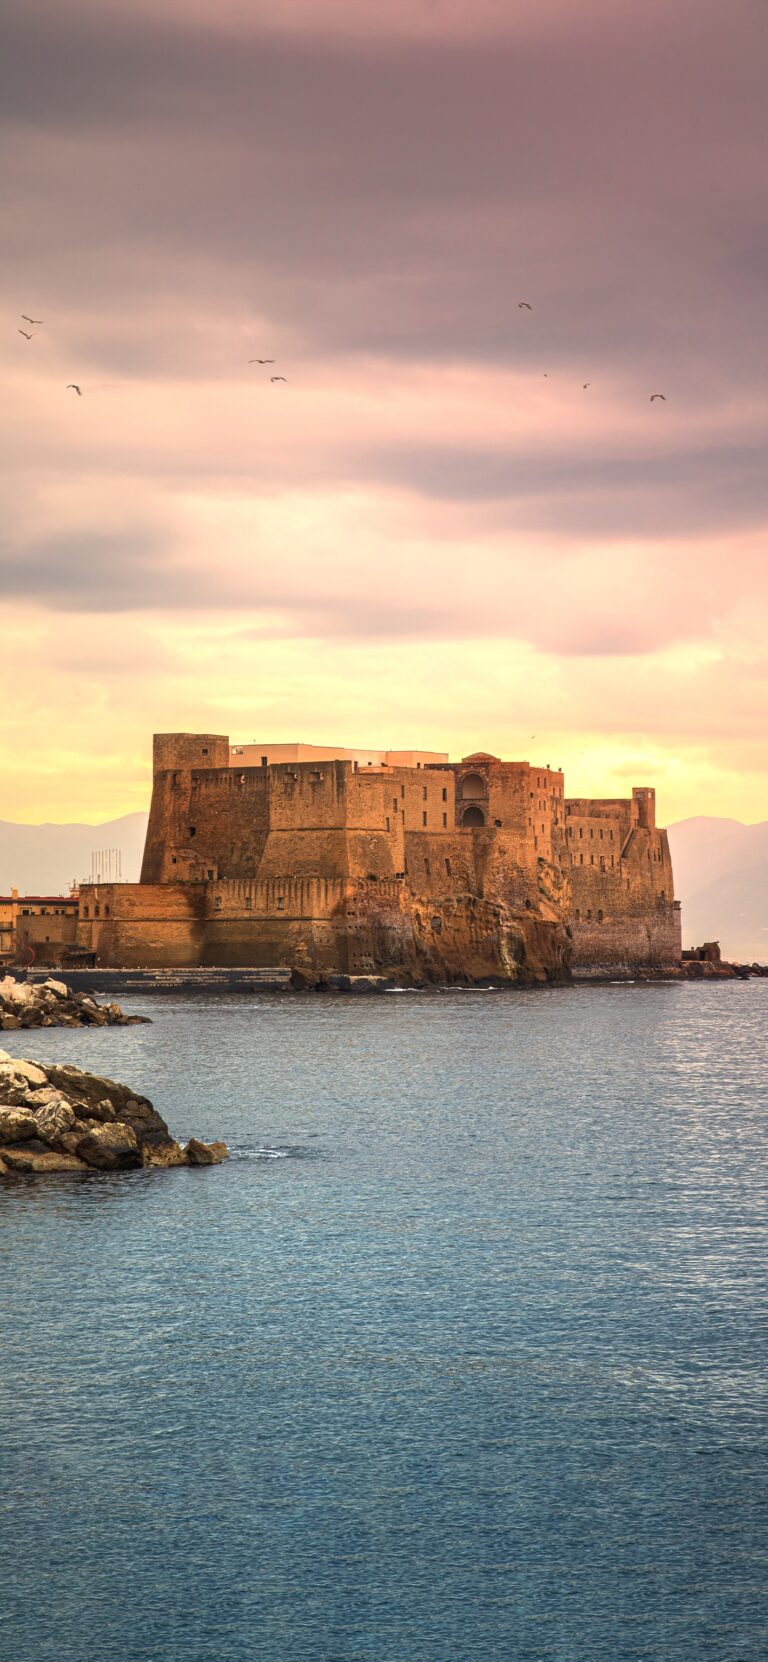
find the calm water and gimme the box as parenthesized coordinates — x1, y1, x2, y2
(1, 982, 767, 1662)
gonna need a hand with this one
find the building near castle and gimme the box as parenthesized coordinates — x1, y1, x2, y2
(73, 733, 681, 982)
(0, 890, 79, 966)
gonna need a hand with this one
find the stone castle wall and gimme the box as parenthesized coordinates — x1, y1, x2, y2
(77, 734, 681, 980)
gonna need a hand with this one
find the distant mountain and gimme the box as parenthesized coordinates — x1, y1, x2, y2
(667, 817, 768, 964)
(0, 814, 149, 896)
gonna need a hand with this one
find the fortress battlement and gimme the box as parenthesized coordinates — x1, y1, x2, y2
(75, 734, 681, 979)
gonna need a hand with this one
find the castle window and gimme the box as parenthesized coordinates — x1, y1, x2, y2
(105, 905, 110, 918)
(94, 905, 100, 918)
(386, 817, 391, 832)
(580, 854, 584, 865)
(445, 858, 452, 876)
(215, 896, 222, 910)
(261, 756, 268, 768)
(579, 827, 583, 838)
(422, 786, 427, 800)
(597, 909, 604, 922)
(171, 856, 177, 864)
(207, 869, 214, 880)
(610, 830, 614, 841)
(202, 748, 208, 755)
(599, 829, 603, 839)
(590, 828, 594, 838)
(575, 908, 581, 922)
(611, 856, 615, 867)
(277, 896, 285, 910)
(442, 788, 447, 802)
(245, 896, 252, 909)
(401, 784, 405, 798)
(189, 826, 196, 837)
(587, 909, 592, 920)
(443, 813, 448, 828)
(422, 811, 427, 826)
(424, 858, 431, 877)
(590, 855, 594, 865)
(310, 770, 323, 782)
(82, 906, 89, 918)
(393, 798, 398, 812)
(660, 889, 665, 901)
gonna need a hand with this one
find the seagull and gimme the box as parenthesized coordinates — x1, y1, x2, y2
(518, 301, 532, 310)
(650, 393, 667, 402)
(66, 383, 82, 395)
(248, 358, 274, 364)
(270, 375, 287, 383)
(22, 315, 43, 325)
(18, 329, 36, 339)
(582, 382, 591, 389)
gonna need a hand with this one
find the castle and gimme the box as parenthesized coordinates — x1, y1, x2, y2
(73, 733, 681, 982)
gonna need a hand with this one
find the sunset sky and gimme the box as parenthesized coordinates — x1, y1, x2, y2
(2, 0, 767, 825)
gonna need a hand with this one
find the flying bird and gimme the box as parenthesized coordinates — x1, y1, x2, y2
(650, 393, 667, 402)
(270, 375, 287, 383)
(248, 358, 274, 364)
(18, 329, 36, 339)
(518, 302, 532, 310)
(582, 382, 591, 389)
(66, 383, 82, 395)
(22, 315, 43, 325)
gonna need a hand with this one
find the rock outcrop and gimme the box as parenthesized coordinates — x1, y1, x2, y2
(0, 1050, 227, 1177)
(0, 975, 150, 1031)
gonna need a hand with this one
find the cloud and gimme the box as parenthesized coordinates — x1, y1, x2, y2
(0, 0, 766, 818)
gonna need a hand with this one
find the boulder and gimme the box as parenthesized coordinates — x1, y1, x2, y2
(184, 1137, 217, 1166)
(142, 1139, 188, 1168)
(67, 1096, 115, 1123)
(5, 1058, 48, 1088)
(74, 1121, 140, 1171)
(34, 1099, 76, 1144)
(42, 979, 69, 999)
(0, 1107, 38, 1143)
(0, 977, 34, 1007)
(0, 1144, 87, 1174)
(22, 1086, 63, 1108)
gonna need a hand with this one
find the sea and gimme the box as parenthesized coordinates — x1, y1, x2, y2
(1, 981, 767, 1662)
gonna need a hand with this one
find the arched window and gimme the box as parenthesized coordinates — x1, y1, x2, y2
(460, 773, 485, 801)
(461, 804, 485, 828)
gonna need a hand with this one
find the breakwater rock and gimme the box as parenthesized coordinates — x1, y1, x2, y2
(0, 1052, 227, 1177)
(0, 975, 150, 1031)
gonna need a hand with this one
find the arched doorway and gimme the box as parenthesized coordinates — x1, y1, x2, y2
(460, 772, 486, 801)
(461, 804, 486, 828)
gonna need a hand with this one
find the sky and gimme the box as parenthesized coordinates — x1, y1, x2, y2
(1, 0, 767, 824)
